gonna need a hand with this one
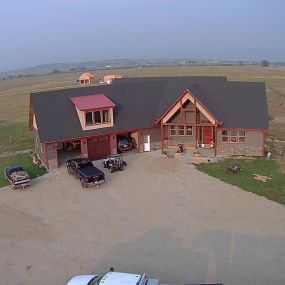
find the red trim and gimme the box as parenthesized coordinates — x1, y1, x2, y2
(262, 130, 265, 155)
(219, 127, 268, 131)
(42, 124, 159, 145)
(83, 107, 115, 113)
(156, 89, 221, 125)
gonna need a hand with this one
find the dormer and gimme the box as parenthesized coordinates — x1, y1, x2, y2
(71, 94, 116, 131)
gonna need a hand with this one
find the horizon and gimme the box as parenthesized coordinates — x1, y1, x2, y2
(0, 0, 284, 72)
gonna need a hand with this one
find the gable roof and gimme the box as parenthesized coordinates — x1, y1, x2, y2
(71, 94, 116, 111)
(31, 76, 268, 143)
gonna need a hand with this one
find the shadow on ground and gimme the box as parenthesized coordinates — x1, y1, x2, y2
(93, 228, 285, 285)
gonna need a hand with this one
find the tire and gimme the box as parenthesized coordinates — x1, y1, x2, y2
(80, 179, 87, 188)
(119, 165, 123, 171)
(103, 162, 107, 168)
(109, 167, 113, 173)
(67, 166, 72, 175)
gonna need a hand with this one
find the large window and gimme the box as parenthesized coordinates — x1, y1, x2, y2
(222, 130, 246, 143)
(169, 125, 193, 136)
(85, 109, 111, 126)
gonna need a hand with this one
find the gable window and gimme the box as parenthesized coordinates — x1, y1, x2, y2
(85, 109, 111, 126)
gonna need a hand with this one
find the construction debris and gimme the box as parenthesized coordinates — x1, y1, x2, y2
(253, 173, 272, 182)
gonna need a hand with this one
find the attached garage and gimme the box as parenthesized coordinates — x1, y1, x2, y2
(87, 136, 111, 160)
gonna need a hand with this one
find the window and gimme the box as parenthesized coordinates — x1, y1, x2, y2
(186, 126, 193, 136)
(238, 131, 246, 143)
(170, 125, 177, 136)
(178, 126, 185, 136)
(222, 130, 246, 143)
(85, 112, 93, 125)
(85, 109, 111, 126)
(102, 110, 110, 123)
(230, 130, 238, 143)
(222, 130, 229, 142)
(94, 111, 101, 124)
(170, 125, 193, 136)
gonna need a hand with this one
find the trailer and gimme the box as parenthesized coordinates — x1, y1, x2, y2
(4, 165, 31, 190)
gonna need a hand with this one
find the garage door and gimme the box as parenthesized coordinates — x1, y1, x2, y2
(88, 136, 111, 160)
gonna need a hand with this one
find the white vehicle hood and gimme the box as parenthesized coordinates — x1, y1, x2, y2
(66, 275, 97, 285)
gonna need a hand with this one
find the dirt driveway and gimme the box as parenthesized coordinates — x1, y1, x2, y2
(1, 154, 285, 285)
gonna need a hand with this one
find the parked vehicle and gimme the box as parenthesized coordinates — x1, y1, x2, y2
(117, 135, 133, 152)
(66, 269, 159, 285)
(66, 158, 105, 188)
(4, 165, 31, 190)
(103, 154, 127, 173)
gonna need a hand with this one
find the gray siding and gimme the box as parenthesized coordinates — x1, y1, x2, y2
(139, 127, 161, 151)
(216, 129, 264, 156)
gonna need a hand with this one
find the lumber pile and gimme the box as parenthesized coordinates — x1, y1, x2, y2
(253, 173, 272, 182)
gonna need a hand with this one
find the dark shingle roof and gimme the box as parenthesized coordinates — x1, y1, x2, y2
(31, 76, 268, 143)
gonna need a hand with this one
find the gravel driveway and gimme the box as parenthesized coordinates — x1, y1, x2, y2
(0, 154, 285, 285)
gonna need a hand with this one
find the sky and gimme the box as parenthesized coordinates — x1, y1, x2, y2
(0, 0, 284, 72)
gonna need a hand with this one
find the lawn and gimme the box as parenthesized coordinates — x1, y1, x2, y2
(0, 121, 33, 153)
(0, 154, 46, 187)
(196, 157, 285, 205)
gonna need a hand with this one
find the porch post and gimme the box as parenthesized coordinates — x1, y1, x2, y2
(160, 121, 164, 154)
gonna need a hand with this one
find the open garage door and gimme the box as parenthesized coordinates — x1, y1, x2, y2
(88, 136, 111, 160)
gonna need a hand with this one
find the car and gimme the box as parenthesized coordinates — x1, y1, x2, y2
(66, 158, 105, 188)
(117, 135, 133, 152)
(103, 154, 127, 173)
(66, 269, 159, 285)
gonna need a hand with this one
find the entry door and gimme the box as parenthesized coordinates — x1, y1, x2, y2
(143, 135, 150, 152)
(203, 127, 213, 144)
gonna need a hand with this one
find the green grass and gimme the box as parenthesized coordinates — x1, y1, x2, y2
(196, 158, 285, 205)
(0, 121, 33, 153)
(0, 154, 46, 187)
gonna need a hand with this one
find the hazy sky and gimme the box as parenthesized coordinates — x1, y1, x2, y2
(0, 0, 284, 71)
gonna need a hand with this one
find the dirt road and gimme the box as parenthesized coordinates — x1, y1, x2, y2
(0, 154, 285, 285)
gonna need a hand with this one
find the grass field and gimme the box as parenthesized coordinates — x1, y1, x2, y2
(196, 158, 285, 206)
(0, 154, 46, 187)
(0, 65, 285, 190)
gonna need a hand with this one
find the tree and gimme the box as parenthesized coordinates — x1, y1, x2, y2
(51, 69, 61, 74)
(260, 60, 269, 67)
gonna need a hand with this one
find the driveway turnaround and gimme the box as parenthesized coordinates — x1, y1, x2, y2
(1, 154, 285, 285)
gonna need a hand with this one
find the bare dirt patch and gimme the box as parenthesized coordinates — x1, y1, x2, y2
(1, 154, 285, 285)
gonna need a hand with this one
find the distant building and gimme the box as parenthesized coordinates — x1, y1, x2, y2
(104, 74, 126, 84)
(79, 72, 95, 85)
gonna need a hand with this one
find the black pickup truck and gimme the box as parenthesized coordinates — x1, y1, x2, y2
(66, 158, 105, 188)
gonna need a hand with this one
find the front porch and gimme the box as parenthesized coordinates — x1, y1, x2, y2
(159, 90, 219, 156)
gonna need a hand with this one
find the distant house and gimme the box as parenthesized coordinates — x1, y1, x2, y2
(104, 74, 126, 84)
(29, 76, 268, 170)
(79, 72, 95, 85)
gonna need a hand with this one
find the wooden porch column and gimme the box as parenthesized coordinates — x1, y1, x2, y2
(214, 125, 218, 156)
(160, 121, 164, 154)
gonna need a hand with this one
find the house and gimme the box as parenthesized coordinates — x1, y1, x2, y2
(78, 72, 95, 85)
(103, 74, 126, 84)
(29, 76, 268, 170)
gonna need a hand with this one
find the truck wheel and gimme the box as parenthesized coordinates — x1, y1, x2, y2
(80, 179, 87, 188)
